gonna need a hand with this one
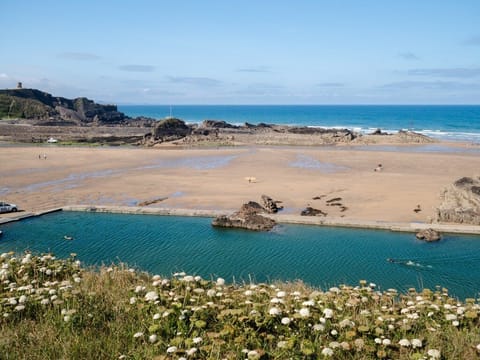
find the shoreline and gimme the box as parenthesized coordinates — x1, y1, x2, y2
(1, 144, 480, 230)
(2, 205, 480, 235)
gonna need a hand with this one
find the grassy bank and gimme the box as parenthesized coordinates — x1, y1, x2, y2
(1, 252, 479, 359)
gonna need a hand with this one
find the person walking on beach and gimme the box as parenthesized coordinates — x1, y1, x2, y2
(43, 153, 47, 160)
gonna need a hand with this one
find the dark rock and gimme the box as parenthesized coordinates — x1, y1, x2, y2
(326, 197, 342, 203)
(301, 207, 327, 216)
(245, 122, 272, 129)
(454, 177, 475, 188)
(416, 229, 441, 242)
(261, 194, 283, 213)
(370, 128, 389, 135)
(212, 201, 276, 231)
(151, 118, 191, 142)
(201, 120, 238, 129)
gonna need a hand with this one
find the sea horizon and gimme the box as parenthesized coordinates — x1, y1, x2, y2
(120, 104, 480, 143)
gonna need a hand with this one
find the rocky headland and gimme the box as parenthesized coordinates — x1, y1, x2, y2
(436, 176, 480, 225)
(0, 88, 435, 146)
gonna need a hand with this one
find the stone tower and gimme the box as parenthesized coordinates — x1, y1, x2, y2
(16, 82, 22, 89)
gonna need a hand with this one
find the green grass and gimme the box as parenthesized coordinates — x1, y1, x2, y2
(1, 252, 479, 359)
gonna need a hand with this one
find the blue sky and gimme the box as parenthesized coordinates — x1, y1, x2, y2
(1, 0, 479, 104)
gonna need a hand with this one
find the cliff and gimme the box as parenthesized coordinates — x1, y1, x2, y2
(0, 88, 127, 125)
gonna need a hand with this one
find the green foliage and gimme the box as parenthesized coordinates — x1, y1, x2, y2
(1, 252, 479, 359)
(0, 94, 53, 119)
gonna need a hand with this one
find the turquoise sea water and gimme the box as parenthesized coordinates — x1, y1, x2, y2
(1, 212, 480, 299)
(119, 105, 480, 143)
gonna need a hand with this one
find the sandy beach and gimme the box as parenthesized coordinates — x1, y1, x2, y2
(1, 143, 479, 226)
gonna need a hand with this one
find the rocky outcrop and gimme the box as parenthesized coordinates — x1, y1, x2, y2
(287, 126, 356, 141)
(300, 207, 327, 216)
(436, 176, 480, 225)
(211, 202, 276, 231)
(416, 229, 441, 242)
(395, 130, 433, 143)
(261, 194, 283, 213)
(0, 88, 127, 125)
(148, 118, 192, 143)
(201, 120, 238, 129)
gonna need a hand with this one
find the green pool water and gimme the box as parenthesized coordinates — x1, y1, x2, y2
(1, 211, 479, 299)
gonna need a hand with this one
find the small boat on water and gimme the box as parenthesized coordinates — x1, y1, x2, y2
(63, 235, 73, 240)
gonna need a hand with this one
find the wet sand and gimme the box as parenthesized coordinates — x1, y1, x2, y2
(1, 144, 479, 224)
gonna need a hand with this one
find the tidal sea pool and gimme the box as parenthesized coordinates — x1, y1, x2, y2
(1, 211, 480, 299)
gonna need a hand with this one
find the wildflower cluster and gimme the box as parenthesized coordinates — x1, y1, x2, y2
(1, 253, 479, 359)
(0, 252, 82, 321)
(130, 276, 480, 359)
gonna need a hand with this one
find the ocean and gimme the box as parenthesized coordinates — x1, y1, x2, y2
(119, 105, 480, 143)
(1, 211, 479, 300)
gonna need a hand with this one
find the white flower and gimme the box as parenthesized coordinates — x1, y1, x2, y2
(476, 344, 480, 353)
(299, 307, 310, 317)
(145, 291, 158, 302)
(194, 275, 202, 281)
(321, 347, 334, 356)
(134, 286, 143, 293)
(166, 346, 177, 353)
(244, 290, 253, 296)
(14, 305, 25, 311)
(186, 347, 197, 356)
(281, 317, 291, 325)
(445, 313, 457, 321)
(313, 324, 325, 331)
(182, 275, 194, 282)
(277, 341, 287, 348)
(276, 291, 286, 297)
(18, 295, 27, 304)
(374, 338, 382, 344)
(247, 350, 259, 359)
(427, 349, 441, 359)
(399, 339, 410, 347)
(382, 339, 391, 346)
(330, 329, 338, 336)
(40, 298, 50, 305)
(129, 297, 136, 304)
(148, 334, 157, 343)
(452, 320, 459, 326)
(323, 308, 334, 318)
(153, 313, 161, 320)
(329, 341, 340, 349)
(216, 277, 225, 286)
(8, 298, 17, 305)
(63, 315, 71, 322)
(302, 300, 315, 307)
(192, 336, 203, 344)
(411, 339, 422, 348)
(133, 332, 143, 338)
(207, 289, 216, 297)
(269, 307, 281, 316)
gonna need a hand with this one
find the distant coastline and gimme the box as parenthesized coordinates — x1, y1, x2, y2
(120, 104, 480, 143)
